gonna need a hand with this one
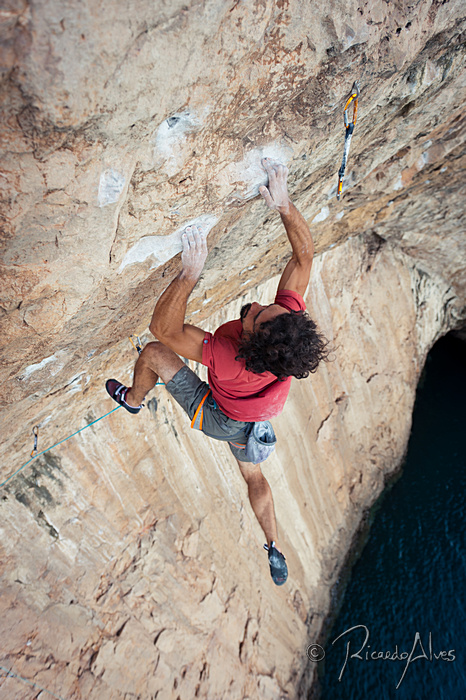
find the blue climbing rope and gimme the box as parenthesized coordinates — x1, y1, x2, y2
(2, 335, 166, 489)
(0, 407, 122, 489)
(1, 377, 167, 490)
(0, 665, 67, 700)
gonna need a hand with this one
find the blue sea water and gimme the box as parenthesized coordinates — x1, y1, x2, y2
(315, 334, 466, 700)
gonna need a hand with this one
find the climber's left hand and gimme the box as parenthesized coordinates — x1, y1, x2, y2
(181, 225, 208, 281)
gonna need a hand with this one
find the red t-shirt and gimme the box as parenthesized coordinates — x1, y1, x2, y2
(201, 290, 306, 421)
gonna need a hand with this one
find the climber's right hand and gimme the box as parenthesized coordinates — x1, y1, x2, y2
(259, 158, 291, 213)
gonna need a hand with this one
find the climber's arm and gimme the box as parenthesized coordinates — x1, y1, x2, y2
(276, 255, 313, 297)
(149, 227, 207, 363)
(149, 273, 205, 363)
(278, 201, 315, 265)
(259, 158, 314, 296)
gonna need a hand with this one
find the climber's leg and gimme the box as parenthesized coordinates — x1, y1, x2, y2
(126, 342, 185, 407)
(235, 458, 288, 585)
(236, 459, 280, 548)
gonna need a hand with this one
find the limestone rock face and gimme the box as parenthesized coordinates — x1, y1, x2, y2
(0, 1, 465, 698)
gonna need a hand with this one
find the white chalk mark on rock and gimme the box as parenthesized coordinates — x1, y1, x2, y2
(98, 169, 126, 207)
(156, 112, 199, 155)
(19, 353, 65, 381)
(421, 60, 441, 88)
(335, 211, 345, 221)
(393, 175, 403, 191)
(416, 152, 428, 170)
(118, 214, 218, 272)
(218, 144, 294, 202)
(341, 23, 370, 52)
(148, 110, 207, 176)
(312, 207, 330, 223)
(66, 374, 85, 394)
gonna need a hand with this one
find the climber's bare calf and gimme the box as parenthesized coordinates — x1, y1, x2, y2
(236, 458, 282, 551)
(125, 342, 184, 407)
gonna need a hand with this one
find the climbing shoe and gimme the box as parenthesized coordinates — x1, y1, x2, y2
(264, 541, 288, 586)
(105, 379, 142, 414)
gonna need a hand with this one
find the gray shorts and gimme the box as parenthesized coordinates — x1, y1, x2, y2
(165, 365, 255, 462)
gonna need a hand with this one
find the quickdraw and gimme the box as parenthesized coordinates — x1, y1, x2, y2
(30, 425, 39, 458)
(128, 334, 166, 386)
(129, 335, 142, 355)
(337, 81, 360, 200)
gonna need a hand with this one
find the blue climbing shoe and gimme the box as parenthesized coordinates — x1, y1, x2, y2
(106, 379, 142, 414)
(264, 542, 288, 586)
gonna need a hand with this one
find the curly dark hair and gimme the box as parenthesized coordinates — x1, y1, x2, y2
(235, 309, 331, 380)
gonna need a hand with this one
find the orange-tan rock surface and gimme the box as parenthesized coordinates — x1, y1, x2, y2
(0, 1, 465, 698)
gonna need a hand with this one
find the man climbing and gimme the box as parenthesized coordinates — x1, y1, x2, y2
(106, 158, 330, 585)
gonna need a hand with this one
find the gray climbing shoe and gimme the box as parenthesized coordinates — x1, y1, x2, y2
(264, 542, 288, 586)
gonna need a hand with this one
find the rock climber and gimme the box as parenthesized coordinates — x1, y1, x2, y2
(106, 158, 330, 585)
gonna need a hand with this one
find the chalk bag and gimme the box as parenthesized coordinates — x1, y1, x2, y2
(244, 421, 277, 463)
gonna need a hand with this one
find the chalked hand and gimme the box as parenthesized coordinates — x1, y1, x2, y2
(259, 158, 291, 213)
(181, 225, 208, 280)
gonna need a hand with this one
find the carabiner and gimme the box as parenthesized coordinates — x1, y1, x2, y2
(129, 335, 142, 355)
(337, 81, 360, 201)
(343, 81, 359, 129)
(31, 425, 39, 458)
